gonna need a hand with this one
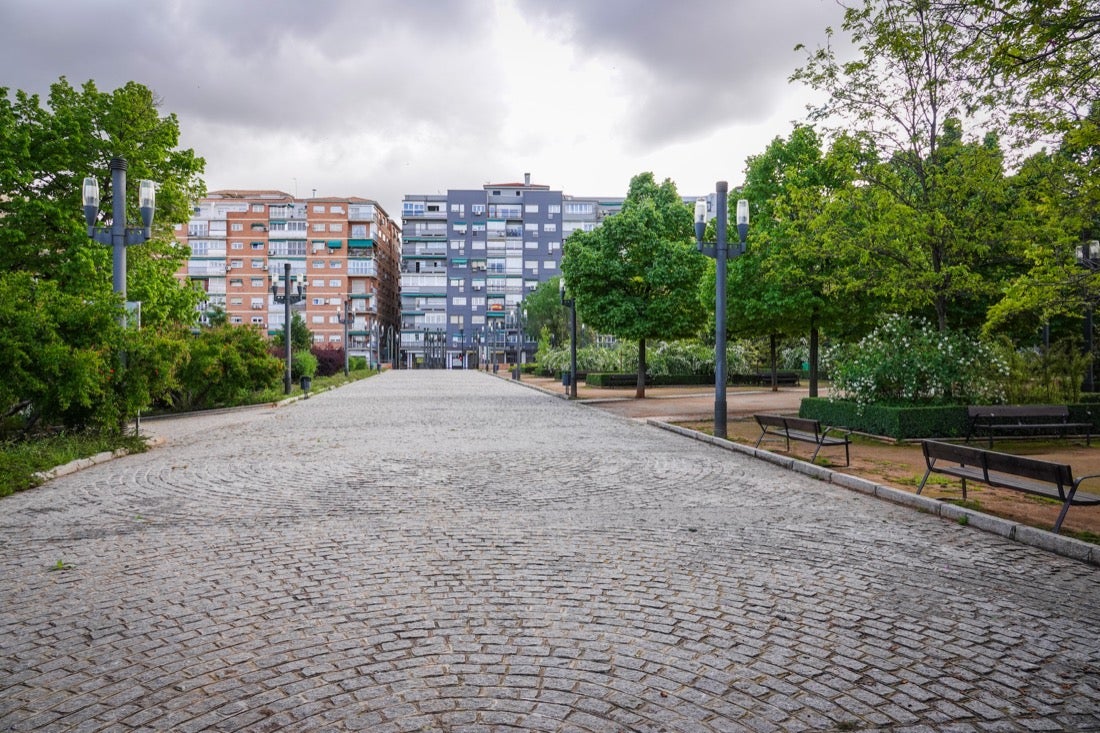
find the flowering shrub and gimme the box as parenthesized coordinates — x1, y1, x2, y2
(825, 315, 1008, 408)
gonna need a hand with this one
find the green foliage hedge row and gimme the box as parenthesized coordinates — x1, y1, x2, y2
(799, 398, 970, 440)
(800, 398, 1100, 440)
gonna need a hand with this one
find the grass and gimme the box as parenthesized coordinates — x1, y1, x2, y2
(0, 431, 147, 498)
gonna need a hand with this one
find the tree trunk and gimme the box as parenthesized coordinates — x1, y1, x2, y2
(809, 318, 820, 398)
(636, 337, 647, 398)
(769, 334, 778, 392)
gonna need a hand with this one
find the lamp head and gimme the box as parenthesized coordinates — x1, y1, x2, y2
(735, 199, 749, 244)
(138, 180, 156, 229)
(694, 198, 707, 243)
(82, 176, 100, 227)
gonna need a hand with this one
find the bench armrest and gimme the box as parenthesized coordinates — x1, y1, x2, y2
(1073, 473, 1100, 490)
(822, 425, 852, 439)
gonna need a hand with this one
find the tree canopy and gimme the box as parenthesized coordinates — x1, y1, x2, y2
(561, 173, 705, 396)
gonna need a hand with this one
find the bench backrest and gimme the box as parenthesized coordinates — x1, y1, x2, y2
(754, 414, 788, 430)
(754, 414, 821, 436)
(923, 440, 1072, 487)
(922, 440, 982, 468)
(967, 405, 1068, 419)
(982, 450, 1072, 487)
(781, 416, 822, 435)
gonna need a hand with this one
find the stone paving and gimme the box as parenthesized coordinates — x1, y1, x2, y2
(2, 370, 1099, 732)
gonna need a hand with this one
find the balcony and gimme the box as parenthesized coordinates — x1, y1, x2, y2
(348, 259, 377, 277)
(188, 261, 227, 276)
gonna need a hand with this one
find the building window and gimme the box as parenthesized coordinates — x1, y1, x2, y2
(548, 204, 561, 214)
(230, 297, 243, 305)
(312, 298, 325, 306)
(330, 205, 345, 214)
(329, 279, 341, 287)
(543, 261, 557, 270)
(312, 223, 326, 232)
(250, 241, 264, 250)
(231, 242, 244, 250)
(453, 222, 468, 234)
(252, 204, 265, 213)
(313, 205, 326, 213)
(231, 223, 243, 231)
(313, 260, 325, 269)
(329, 261, 342, 268)
(311, 315, 325, 324)
(230, 316, 243, 324)
(329, 223, 343, 232)
(450, 203, 465, 215)
(251, 278, 265, 287)
(312, 279, 325, 288)
(525, 204, 539, 213)
(544, 223, 557, 232)
(351, 224, 367, 237)
(229, 278, 243, 287)
(472, 204, 486, 216)
(525, 223, 538, 232)
(251, 316, 264, 324)
(251, 259, 264, 269)
(453, 296, 467, 306)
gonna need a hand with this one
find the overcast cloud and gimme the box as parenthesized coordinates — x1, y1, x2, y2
(0, 0, 844, 216)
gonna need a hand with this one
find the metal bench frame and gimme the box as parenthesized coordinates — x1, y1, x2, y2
(753, 414, 851, 466)
(918, 440, 1100, 533)
(966, 405, 1092, 448)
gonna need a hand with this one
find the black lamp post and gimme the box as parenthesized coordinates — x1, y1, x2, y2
(560, 277, 578, 399)
(83, 157, 156, 322)
(695, 182, 748, 440)
(1077, 240, 1100, 392)
(271, 261, 306, 394)
(336, 300, 352, 376)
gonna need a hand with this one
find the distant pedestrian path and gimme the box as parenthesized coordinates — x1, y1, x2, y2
(2, 370, 1098, 731)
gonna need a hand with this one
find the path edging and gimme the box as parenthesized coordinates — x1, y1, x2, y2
(647, 418, 1099, 567)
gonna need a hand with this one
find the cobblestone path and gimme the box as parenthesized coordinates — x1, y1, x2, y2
(2, 371, 1099, 732)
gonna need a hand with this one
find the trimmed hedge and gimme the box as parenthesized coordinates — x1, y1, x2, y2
(799, 398, 969, 440)
(800, 398, 1100, 440)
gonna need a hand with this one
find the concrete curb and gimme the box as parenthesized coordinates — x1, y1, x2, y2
(32, 436, 166, 483)
(648, 418, 1100, 567)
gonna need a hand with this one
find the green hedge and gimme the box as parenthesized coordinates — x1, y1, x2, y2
(799, 398, 969, 440)
(800, 398, 1100, 440)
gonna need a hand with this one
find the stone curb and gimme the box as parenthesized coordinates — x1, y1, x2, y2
(31, 436, 166, 483)
(648, 418, 1100, 567)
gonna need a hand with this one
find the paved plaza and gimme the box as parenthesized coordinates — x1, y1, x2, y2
(2, 370, 1099, 732)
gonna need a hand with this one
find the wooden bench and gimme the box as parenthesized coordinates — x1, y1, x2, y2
(756, 369, 801, 387)
(918, 440, 1100, 533)
(753, 414, 851, 466)
(966, 405, 1092, 448)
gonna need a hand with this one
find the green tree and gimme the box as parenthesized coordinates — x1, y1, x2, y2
(732, 126, 877, 395)
(523, 277, 569, 348)
(794, 6, 1029, 330)
(562, 173, 706, 397)
(0, 78, 206, 323)
(272, 312, 312, 352)
(167, 325, 283, 411)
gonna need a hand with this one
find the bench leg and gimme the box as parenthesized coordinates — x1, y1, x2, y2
(917, 468, 932, 495)
(1053, 484, 1080, 533)
(811, 442, 822, 464)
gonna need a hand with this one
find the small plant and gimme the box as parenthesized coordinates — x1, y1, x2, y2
(957, 515, 970, 526)
(48, 559, 74, 572)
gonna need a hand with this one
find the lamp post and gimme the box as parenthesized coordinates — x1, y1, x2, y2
(336, 300, 352, 376)
(560, 277, 578, 399)
(695, 182, 748, 440)
(271, 261, 306, 394)
(388, 324, 397, 369)
(83, 157, 156, 317)
(371, 321, 380, 371)
(1077, 240, 1100, 392)
(458, 327, 465, 369)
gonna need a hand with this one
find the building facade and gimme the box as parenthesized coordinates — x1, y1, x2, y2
(178, 191, 401, 362)
(400, 175, 624, 369)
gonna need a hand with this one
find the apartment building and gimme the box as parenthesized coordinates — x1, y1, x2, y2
(399, 175, 625, 369)
(178, 190, 400, 360)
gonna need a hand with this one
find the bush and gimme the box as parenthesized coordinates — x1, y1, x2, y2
(990, 338, 1091, 405)
(166, 325, 283, 411)
(800, 398, 970, 440)
(825, 315, 1006, 409)
(312, 347, 345, 377)
(349, 356, 367, 371)
(291, 350, 318, 380)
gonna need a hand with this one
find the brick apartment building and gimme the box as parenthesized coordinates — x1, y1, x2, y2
(177, 190, 400, 361)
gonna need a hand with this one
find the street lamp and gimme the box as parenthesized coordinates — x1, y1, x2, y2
(336, 300, 352, 376)
(1077, 240, 1100, 392)
(83, 157, 156, 315)
(560, 277, 578, 399)
(695, 182, 748, 440)
(271, 261, 306, 394)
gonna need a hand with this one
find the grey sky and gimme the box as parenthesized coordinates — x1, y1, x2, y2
(0, 0, 844, 217)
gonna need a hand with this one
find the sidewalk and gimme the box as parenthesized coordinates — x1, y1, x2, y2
(516, 373, 1100, 540)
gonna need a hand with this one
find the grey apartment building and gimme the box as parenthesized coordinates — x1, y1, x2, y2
(399, 175, 623, 369)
